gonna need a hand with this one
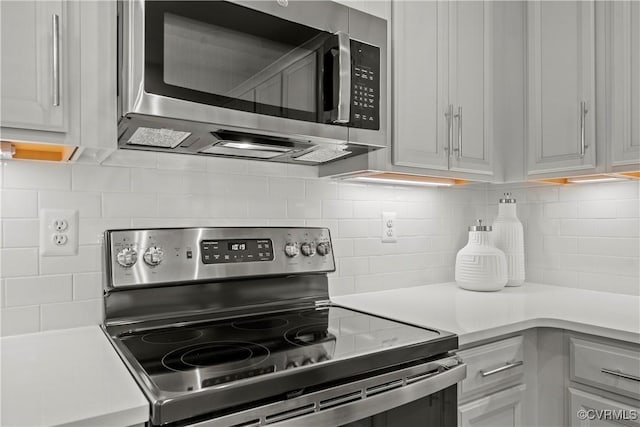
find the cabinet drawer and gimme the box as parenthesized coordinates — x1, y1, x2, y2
(458, 336, 524, 399)
(570, 337, 640, 399)
(568, 387, 640, 426)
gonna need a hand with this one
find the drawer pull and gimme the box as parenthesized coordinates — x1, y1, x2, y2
(480, 361, 523, 378)
(601, 368, 640, 382)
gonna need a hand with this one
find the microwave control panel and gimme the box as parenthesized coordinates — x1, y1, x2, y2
(350, 40, 380, 130)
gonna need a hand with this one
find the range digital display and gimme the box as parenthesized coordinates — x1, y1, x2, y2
(228, 242, 247, 251)
(200, 239, 272, 264)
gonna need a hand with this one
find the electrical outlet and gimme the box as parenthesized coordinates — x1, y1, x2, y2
(40, 209, 79, 256)
(381, 212, 397, 243)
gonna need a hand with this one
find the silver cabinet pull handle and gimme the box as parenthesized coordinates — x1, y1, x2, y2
(333, 31, 351, 124)
(444, 104, 453, 157)
(480, 360, 523, 377)
(601, 368, 640, 382)
(52, 14, 60, 107)
(580, 101, 588, 158)
(453, 106, 462, 158)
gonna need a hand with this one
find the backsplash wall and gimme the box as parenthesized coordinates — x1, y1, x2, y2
(1, 152, 638, 336)
(0, 152, 487, 336)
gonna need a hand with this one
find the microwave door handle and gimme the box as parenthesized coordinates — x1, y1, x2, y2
(334, 32, 351, 124)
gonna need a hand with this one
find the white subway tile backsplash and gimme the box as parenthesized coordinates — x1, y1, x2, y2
(1, 248, 38, 277)
(306, 180, 338, 200)
(5, 275, 72, 306)
(3, 160, 70, 190)
(103, 193, 157, 218)
(269, 177, 305, 199)
(39, 245, 100, 275)
(131, 168, 184, 194)
(157, 153, 206, 171)
(1, 305, 40, 335)
(578, 200, 617, 218)
(79, 218, 131, 245)
(1, 190, 38, 218)
(287, 199, 321, 219)
(2, 219, 39, 248)
(322, 200, 353, 219)
(40, 299, 103, 331)
(73, 273, 103, 301)
(338, 220, 370, 238)
(72, 164, 130, 192)
(0, 156, 637, 336)
(39, 191, 102, 217)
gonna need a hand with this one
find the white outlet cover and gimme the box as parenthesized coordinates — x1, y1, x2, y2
(40, 209, 79, 256)
(382, 212, 397, 243)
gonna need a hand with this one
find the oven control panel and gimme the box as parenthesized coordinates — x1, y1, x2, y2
(106, 227, 335, 289)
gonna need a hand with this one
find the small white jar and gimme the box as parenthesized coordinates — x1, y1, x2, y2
(492, 193, 525, 287)
(455, 220, 508, 292)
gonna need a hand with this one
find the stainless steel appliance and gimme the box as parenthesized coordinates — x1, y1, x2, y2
(102, 227, 465, 426)
(118, 1, 387, 165)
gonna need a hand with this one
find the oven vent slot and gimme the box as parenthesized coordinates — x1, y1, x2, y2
(365, 379, 403, 396)
(318, 390, 362, 410)
(406, 369, 440, 385)
(265, 403, 315, 424)
(230, 420, 260, 427)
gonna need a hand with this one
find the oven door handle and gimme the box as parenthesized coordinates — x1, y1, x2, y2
(272, 363, 466, 427)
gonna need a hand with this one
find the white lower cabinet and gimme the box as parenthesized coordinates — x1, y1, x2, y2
(459, 384, 526, 427)
(568, 387, 640, 427)
(457, 335, 528, 427)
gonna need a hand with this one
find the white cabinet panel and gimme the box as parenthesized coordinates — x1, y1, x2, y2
(392, 0, 447, 170)
(1, 1, 66, 132)
(393, 0, 493, 176)
(611, 1, 640, 169)
(459, 384, 526, 427)
(568, 387, 640, 427)
(527, 1, 596, 176)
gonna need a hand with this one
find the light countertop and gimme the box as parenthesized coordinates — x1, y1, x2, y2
(2, 282, 638, 426)
(0, 326, 148, 427)
(332, 282, 640, 347)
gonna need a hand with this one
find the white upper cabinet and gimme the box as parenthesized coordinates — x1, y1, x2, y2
(393, 1, 493, 177)
(610, 1, 640, 170)
(526, 1, 596, 177)
(0, 1, 73, 136)
(0, 1, 116, 152)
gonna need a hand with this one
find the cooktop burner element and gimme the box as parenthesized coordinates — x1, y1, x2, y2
(102, 227, 461, 426)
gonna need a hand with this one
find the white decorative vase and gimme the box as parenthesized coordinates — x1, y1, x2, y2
(492, 193, 525, 287)
(455, 220, 508, 292)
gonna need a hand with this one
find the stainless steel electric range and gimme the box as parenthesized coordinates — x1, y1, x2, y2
(102, 227, 465, 427)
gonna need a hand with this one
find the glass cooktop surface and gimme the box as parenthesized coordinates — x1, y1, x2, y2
(116, 305, 442, 392)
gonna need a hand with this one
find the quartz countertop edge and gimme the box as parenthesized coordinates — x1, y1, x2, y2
(1, 325, 149, 427)
(331, 282, 640, 347)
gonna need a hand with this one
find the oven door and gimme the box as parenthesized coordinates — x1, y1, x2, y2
(120, 0, 356, 143)
(184, 357, 465, 427)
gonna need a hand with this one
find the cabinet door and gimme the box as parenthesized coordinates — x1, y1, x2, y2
(527, 1, 596, 176)
(0, 1, 66, 132)
(459, 384, 526, 427)
(568, 387, 640, 426)
(448, 1, 493, 175)
(392, 1, 449, 170)
(611, 1, 640, 169)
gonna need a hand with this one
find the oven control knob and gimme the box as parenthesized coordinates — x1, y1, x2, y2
(116, 247, 138, 268)
(316, 354, 329, 363)
(302, 358, 315, 366)
(300, 242, 316, 257)
(284, 243, 299, 258)
(143, 246, 164, 266)
(316, 242, 331, 256)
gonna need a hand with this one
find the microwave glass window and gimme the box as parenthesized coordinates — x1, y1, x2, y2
(145, 1, 333, 122)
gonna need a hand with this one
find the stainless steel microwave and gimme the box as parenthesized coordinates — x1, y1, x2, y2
(117, 0, 387, 164)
